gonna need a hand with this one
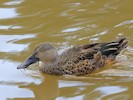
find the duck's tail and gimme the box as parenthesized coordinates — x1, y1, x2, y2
(100, 36, 128, 57)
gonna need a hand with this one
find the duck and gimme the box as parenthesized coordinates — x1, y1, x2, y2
(17, 36, 128, 76)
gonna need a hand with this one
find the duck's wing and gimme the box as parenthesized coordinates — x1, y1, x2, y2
(83, 36, 128, 61)
(57, 37, 127, 75)
(59, 36, 127, 65)
(99, 36, 128, 58)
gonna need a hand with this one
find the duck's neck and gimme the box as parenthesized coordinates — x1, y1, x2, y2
(51, 57, 58, 63)
(39, 57, 63, 75)
(41, 57, 58, 67)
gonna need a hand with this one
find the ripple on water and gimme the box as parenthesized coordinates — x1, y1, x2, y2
(0, 8, 18, 19)
(0, 25, 22, 30)
(84, 86, 128, 100)
(0, 85, 34, 100)
(114, 20, 133, 28)
(4, 0, 24, 6)
(0, 34, 36, 52)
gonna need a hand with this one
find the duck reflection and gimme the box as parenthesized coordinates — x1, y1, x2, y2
(18, 74, 59, 100)
(16, 73, 100, 100)
(16, 74, 130, 100)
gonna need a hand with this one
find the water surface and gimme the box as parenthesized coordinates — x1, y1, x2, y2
(0, 0, 133, 100)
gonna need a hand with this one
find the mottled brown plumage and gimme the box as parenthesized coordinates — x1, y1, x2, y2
(17, 36, 128, 76)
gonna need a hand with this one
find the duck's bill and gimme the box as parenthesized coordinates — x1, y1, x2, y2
(17, 54, 39, 69)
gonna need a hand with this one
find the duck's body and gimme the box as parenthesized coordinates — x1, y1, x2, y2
(17, 37, 128, 76)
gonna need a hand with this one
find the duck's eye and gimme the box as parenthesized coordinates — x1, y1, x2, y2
(43, 49, 46, 51)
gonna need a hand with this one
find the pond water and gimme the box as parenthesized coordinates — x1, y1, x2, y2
(0, 0, 133, 100)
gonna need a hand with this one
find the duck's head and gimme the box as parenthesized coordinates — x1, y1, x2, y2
(17, 43, 58, 69)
